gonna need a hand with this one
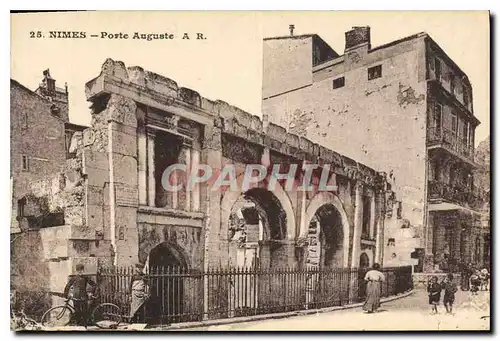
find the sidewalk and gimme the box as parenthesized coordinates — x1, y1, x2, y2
(178, 290, 490, 331)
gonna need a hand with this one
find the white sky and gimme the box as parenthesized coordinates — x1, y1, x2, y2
(11, 11, 489, 145)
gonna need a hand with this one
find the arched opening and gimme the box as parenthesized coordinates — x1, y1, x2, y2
(147, 243, 187, 324)
(306, 204, 345, 269)
(228, 187, 287, 269)
(358, 252, 371, 299)
(227, 188, 288, 316)
(359, 252, 370, 268)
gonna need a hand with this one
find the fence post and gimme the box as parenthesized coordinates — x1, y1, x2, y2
(202, 267, 208, 321)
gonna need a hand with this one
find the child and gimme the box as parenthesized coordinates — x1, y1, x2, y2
(442, 273, 458, 314)
(480, 268, 489, 291)
(470, 270, 481, 295)
(427, 276, 442, 315)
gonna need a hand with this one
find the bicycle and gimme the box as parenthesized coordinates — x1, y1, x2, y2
(41, 297, 122, 329)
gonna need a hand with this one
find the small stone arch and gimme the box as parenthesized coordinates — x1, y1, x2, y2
(302, 191, 351, 268)
(359, 251, 371, 268)
(221, 172, 296, 241)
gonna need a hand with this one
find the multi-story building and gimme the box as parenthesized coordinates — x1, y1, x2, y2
(262, 26, 486, 272)
(11, 70, 68, 233)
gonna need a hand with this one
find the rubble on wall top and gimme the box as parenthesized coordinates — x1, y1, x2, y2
(88, 58, 388, 187)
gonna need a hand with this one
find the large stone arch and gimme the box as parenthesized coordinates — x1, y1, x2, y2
(221, 172, 296, 241)
(302, 191, 351, 268)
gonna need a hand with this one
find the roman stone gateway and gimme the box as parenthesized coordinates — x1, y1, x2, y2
(16, 59, 403, 308)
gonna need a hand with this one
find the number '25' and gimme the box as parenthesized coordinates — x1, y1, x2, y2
(29, 31, 42, 38)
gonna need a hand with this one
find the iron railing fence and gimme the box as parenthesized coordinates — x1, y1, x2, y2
(96, 265, 413, 325)
(427, 126, 474, 162)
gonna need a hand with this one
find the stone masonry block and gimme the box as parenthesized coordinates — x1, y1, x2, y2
(145, 70, 178, 97)
(201, 97, 216, 114)
(65, 206, 85, 226)
(115, 206, 137, 231)
(110, 123, 137, 157)
(86, 185, 104, 206)
(85, 166, 110, 187)
(267, 123, 287, 143)
(83, 149, 108, 172)
(112, 154, 138, 186)
(87, 204, 104, 232)
(106, 94, 137, 128)
(127, 66, 146, 87)
(285, 133, 300, 148)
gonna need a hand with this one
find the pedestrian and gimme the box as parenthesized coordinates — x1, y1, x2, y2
(479, 268, 489, 291)
(362, 263, 385, 314)
(442, 273, 458, 315)
(460, 262, 470, 291)
(63, 264, 98, 327)
(470, 270, 481, 295)
(129, 263, 150, 323)
(427, 275, 441, 315)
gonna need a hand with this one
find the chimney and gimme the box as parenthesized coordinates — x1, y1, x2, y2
(289, 24, 295, 36)
(345, 26, 371, 51)
(42, 69, 56, 94)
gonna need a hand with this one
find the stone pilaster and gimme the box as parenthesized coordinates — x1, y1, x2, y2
(137, 128, 148, 206)
(146, 129, 156, 207)
(180, 142, 191, 211)
(191, 148, 201, 212)
(106, 94, 139, 266)
(350, 181, 363, 268)
(202, 121, 223, 267)
(202, 121, 223, 320)
(369, 190, 376, 239)
(374, 189, 385, 265)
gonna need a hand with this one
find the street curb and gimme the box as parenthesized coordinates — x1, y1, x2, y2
(153, 289, 415, 331)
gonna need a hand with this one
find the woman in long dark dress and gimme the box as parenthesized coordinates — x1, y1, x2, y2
(363, 263, 385, 313)
(129, 263, 149, 323)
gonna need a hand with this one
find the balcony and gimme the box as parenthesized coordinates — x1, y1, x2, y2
(427, 127, 474, 164)
(427, 180, 484, 210)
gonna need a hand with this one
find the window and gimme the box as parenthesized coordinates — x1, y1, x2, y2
(435, 58, 441, 81)
(450, 75, 455, 94)
(462, 120, 469, 143)
(469, 125, 474, 147)
(396, 201, 403, 219)
(21, 112, 28, 129)
(433, 103, 442, 130)
(332, 76, 345, 89)
(21, 155, 29, 171)
(368, 65, 382, 80)
(451, 113, 458, 133)
(463, 87, 470, 110)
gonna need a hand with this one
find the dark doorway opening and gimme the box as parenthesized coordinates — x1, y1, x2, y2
(358, 252, 370, 300)
(148, 243, 186, 324)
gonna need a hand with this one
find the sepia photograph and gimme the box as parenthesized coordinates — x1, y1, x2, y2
(9, 10, 491, 332)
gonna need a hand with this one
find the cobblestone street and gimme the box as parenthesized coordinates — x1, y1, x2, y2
(181, 290, 490, 331)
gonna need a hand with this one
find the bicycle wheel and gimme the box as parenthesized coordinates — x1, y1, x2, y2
(91, 303, 122, 329)
(41, 306, 72, 328)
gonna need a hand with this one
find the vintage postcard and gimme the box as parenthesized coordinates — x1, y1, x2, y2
(10, 11, 490, 331)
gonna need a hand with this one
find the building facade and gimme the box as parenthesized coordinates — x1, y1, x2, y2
(10, 70, 72, 234)
(262, 26, 487, 272)
(13, 59, 404, 311)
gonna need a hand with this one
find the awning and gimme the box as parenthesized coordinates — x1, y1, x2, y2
(428, 202, 482, 215)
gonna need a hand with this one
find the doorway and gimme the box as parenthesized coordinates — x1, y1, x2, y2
(148, 243, 186, 324)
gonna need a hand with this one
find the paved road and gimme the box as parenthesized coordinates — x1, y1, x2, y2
(182, 289, 490, 331)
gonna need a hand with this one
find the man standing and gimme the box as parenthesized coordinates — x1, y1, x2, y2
(64, 264, 98, 327)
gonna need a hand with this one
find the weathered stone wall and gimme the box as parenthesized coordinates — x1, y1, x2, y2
(262, 37, 313, 102)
